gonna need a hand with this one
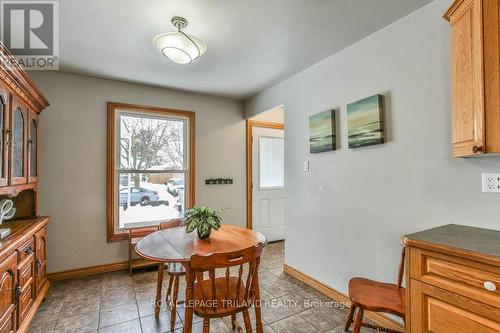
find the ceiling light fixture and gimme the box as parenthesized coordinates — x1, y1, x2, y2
(153, 16, 207, 65)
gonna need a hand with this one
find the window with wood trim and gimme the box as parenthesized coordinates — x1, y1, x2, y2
(107, 102, 195, 241)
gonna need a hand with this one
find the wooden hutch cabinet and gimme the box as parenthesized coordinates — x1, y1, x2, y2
(0, 44, 50, 333)
(444, 0, 500, 157)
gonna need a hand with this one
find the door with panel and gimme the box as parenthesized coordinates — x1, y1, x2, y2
(0, 252, 17, 333)
(34, 227, 47, 294)
(9, 97, 27, 185)
(252, 126, 285, 242)
(0, 83, 8, 187)
(448, 0, 485, 157)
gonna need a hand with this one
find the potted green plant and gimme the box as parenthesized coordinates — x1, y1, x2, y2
(181, 206, 222, 240)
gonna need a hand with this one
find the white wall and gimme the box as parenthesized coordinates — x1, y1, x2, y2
(30, 71, 246, 273)
(245, 0, 500, 294)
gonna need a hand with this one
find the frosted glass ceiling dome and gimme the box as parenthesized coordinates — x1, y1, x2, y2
(153, 17, 207, 65)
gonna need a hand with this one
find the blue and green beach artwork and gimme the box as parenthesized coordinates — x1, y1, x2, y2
(347, 94, 385, 148)
(309, 110, 335, 154)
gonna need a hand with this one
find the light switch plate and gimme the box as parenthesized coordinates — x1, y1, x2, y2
(303, 161, 310, 172)
(482, 173, 500, 193)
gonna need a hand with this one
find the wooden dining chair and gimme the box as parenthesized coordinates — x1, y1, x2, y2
(155, 220, 186, 329)
(344, 246, 406, 333)
(187, 243, 265, 333)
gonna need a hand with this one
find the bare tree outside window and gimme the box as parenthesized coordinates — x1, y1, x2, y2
(120, 115, 184, 186)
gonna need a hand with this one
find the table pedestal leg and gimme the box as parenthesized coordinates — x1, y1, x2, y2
(183, 267, 195, 333)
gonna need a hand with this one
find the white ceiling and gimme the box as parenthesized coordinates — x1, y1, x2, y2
(59, 0, 432, 100)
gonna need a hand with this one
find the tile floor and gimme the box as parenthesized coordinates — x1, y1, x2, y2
(29, 242, 377, 333)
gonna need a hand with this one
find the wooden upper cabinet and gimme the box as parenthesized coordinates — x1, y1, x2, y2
(445, 0, 500, 157)
(0, 41, 48, 199)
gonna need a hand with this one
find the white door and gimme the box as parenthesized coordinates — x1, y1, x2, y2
(252, 127, 285, 241)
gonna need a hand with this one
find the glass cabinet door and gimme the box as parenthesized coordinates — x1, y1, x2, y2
(28, 111, 38, 182)
(10, 99, 27, 185)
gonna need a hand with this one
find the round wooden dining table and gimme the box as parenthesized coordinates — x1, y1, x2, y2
(136, 224, 267, 333)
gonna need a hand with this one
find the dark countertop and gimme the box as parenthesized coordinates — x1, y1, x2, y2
(404, 224, 500, 259)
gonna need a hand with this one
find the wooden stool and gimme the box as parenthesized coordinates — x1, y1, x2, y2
(345, 247, 406, 333)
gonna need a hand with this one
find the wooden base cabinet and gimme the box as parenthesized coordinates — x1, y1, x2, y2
(0, 218, 49, 333)
(404, 225, 500, 333)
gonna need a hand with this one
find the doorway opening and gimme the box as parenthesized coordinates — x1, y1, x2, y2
(246, 105, 285, 242)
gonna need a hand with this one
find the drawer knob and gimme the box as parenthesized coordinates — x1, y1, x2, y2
(484, 281, 496, 292)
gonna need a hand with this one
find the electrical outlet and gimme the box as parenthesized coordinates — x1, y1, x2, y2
(482, 173, 500, 193)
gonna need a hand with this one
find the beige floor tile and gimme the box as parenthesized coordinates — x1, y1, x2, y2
(59, 295, 100, 318)
(260, 295, 297, 324)
(270, 314, 313, 333)
(140, 311, 183, 333)
(98, 319, 142, 333)
(53, 311, 99, 333)
(28, 318, 57, 333)
(299, 306, 346, 332)
(99, 302, 139, 328)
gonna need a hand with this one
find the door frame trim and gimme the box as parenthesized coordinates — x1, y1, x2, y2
(246, 120, 284, 230)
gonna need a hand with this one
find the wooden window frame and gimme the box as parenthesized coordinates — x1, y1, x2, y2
(107, 102, 195, 242)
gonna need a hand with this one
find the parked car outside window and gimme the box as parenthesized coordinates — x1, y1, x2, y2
(119, 187, 159, 207)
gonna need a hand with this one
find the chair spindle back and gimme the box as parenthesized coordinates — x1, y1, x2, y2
(190, 243, 265, 310)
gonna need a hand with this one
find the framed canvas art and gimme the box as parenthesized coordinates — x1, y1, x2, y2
(309, 110, 336, 153)
(347, 94, 385, 148)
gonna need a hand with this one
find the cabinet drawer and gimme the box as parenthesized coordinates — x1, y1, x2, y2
(410, 279, 500, 333)
(17, 237, 35, 263)
(410, 247, 500, 308)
